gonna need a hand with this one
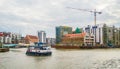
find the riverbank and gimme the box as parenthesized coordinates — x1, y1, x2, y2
(52, 45, 120, 49)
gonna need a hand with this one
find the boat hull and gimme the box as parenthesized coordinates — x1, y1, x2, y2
(26, 51, 52, 56)
(25, 43, 52, 56)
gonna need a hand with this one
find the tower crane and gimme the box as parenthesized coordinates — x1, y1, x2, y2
(67, 7, 102, 46)
(66, 7, 102, 26)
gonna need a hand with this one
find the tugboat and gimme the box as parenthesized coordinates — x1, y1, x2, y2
(26, 43, 52, 56)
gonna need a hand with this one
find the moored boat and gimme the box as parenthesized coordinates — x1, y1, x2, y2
(0, 48, 9, 52)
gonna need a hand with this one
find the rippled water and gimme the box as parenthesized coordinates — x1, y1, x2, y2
(1, 48, 120, 69)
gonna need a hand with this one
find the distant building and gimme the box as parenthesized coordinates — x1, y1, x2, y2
(0, 37, 3, 43)
(0, 32, 22, 44)
(19, 37, 26, 43)
(113, 27, 120, 46)
(56, 26, 72, 44)
(5, 36, 12, 44)
(56, 24, 120, 46)
(82, 25, 103, 45)
(25, 35, 38, 45)
(11, 33, 22, 44)
(61, 32, 95, 46)
(82, 24, 120, 46)
(38, 31, 46, 43)
(102, 24, 120, 46)
(46, 38, 56, 46)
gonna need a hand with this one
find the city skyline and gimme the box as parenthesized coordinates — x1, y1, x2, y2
(0, 0, 119, 38)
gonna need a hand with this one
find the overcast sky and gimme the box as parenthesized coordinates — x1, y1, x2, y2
(0, 0, 119, 37)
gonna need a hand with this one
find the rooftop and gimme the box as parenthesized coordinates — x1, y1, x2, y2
(64, 32, 86, 38)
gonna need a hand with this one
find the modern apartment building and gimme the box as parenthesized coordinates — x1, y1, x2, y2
(102, 24, 120, 46)
(82, 24, 120, 46)
(82, 24, 103, 45)
(11, 33, 22, 44)
(0, 32, 22, 44)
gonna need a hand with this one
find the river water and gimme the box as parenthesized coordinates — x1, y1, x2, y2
(1, 48, 120, 69)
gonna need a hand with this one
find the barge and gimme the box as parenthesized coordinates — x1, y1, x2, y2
(0, 48, 9, 52)
(52, 45, 118, 49)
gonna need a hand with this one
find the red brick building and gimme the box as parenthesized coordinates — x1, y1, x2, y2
(61, 32, 95, 46)
(25, 35, 38, 45)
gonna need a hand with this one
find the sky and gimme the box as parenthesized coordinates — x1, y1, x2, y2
(0, 0, 119, 38)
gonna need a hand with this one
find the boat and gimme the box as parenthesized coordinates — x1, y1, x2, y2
(26, 43, 52, 56)
(0, 48, 9, 52)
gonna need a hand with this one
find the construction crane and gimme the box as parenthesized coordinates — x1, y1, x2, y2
(67, 7, 102, 46)
(66, 7, 102, 26)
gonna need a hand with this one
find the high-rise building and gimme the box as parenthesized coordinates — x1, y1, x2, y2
(38, 31, 46, 43)
(82, 24, 120, 46)
(102, 24, 120, 46)
(82, 24, 105, 45)
(56, 26, 72, 44)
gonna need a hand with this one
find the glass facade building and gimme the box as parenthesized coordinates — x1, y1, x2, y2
(56, 26, 72, 44)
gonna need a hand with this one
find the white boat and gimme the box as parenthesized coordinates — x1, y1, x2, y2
(26, 43, 52, 56)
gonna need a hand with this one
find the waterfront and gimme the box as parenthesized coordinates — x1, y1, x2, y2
(1, 48, 120, 69)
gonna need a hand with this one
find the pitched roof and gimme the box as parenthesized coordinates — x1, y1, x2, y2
(0, 32, 3, 36)
(64, 32, 86, 38)
(25, 35, 38, 43)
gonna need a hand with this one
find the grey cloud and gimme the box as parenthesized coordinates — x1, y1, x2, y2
(0, 12, 26, 22)
(0, 0, 119, 37)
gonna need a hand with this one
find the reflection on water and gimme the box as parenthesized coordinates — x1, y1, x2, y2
(1, 48, 120, 69)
